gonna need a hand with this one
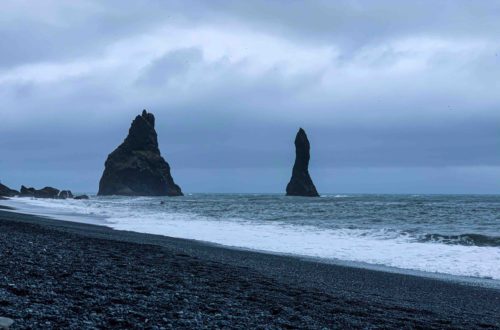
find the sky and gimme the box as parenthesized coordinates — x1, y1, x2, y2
(0, 0, 499, 194)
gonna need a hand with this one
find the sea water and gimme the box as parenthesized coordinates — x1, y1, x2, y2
(4, 194, 499, 281)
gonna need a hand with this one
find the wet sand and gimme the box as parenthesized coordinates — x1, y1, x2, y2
(0, 209, 499, 329)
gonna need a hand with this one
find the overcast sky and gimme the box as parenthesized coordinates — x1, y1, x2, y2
(1, 0, 499, 194)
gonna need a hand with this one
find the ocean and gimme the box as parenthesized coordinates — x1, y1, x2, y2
(4, 194, 499, 281)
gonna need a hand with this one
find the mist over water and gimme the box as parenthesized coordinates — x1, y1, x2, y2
(5, 194, 500, 280)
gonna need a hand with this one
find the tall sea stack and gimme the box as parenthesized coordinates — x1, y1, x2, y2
(286, 128, 319, 197)
(98, 110, 183, 196)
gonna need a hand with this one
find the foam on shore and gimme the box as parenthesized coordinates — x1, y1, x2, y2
(2, 196, 499, 281)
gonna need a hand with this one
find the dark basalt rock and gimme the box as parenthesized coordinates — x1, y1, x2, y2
(0, 183, 19, 197)
(58, 190, 74, 199)
(20, 186, 61, 198)
(98, 110, 183, 196)
(286, 128, 319, 197)
(19, 186, 36, 197)
(34, 187, 60, 198)
(74, 195, 89, 200)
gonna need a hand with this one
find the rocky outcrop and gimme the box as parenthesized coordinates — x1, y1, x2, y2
(58, 190, 74, 199)
(19, 186, 59, 198)
(74, 195, 89, 200)
(35, 187, 60, 198)
(98, 110, 183, 196)
(19, 186, 75, 199)
(286, 128, 319, 197)
(0, 183, 19, 197)
(19, 186, 36, 197)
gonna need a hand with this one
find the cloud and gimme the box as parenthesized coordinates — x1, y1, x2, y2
(137, 47, 204, 86)
(0, 0, 499, 193)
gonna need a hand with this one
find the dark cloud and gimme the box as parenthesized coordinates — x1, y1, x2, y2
(0, 0, 499, 193)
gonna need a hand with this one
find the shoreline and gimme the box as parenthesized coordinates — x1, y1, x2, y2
(2, 197, 499, 289)
(0, 209, 499, 328)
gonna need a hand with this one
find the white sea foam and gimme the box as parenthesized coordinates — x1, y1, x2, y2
(4, 196, 500, 280)
(320, 194, 350, 198)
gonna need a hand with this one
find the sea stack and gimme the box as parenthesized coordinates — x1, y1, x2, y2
(286, 128, 319, 197)
(98, 110, 183, 196)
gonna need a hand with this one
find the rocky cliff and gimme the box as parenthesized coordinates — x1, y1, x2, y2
(286, 128, 319, 197)
(98, 110, 183, 196)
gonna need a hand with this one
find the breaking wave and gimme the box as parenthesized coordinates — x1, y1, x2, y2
(418, 233, 500, 247)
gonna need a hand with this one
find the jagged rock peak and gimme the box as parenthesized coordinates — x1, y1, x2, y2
(98, 109, 183, 196)
(286, 128, 319, 197)
(122, 109, 158, 151)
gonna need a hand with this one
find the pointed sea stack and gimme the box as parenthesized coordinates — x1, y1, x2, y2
(286, 128, 319, 197)
(98, 110, 183, 196)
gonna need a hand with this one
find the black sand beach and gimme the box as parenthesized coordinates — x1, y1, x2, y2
(0, 209, 499, 329)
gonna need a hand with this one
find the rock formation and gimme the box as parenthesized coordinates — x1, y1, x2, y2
(98, 110, 183, 196)
(0, 183, 19, 197)
(34, 187, 60, 198)
(74, 194, 89, 200)
(286, 128, 319, 197)
(18, 186, 76, 199)
(19, 186, 36, 197)
(20, 186, 61, 198)
(58, 190, 74, 199)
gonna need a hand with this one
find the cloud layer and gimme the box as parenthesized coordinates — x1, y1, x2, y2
(1, 0, 499, 193)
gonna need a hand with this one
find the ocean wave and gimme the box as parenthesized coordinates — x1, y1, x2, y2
(4, 195, 500, 280)
(417, 233, 500, 247)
